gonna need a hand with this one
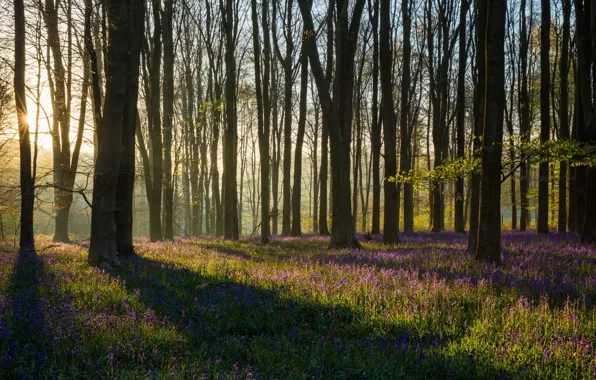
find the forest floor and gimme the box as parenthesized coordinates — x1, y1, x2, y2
(0, 231, 595, 379)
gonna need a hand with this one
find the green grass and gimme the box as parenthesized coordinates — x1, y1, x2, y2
(0, 232, 595, 379)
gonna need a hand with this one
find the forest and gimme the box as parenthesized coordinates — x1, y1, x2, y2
(0, 0, 595, 378)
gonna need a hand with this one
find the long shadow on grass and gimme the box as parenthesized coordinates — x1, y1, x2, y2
(108, 253, 513, 379)
(191, 235, 594, 309)
(1, 250, 49, 377)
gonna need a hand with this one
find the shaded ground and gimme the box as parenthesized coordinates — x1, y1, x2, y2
(0, 231, 595, 379)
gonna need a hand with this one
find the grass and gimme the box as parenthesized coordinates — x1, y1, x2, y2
(0, 231, 595, 379)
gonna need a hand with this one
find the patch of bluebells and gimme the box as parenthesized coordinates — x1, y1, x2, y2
(0, 231, 595, 378)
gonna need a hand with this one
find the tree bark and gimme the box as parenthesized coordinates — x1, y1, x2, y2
(537, 0, 550, 234)
(370, 0, 381, 235)
(115, 0, 144, 255)
(381, 0, 399, 244)
(161, 0, 175, 240)
(89, 0, 133, 265)
(519, 0, 530, 231)
(476, 0, 505, 264)
(222, 0, 239, 240)
(557, 0, 571, 233)
(454, 0, 468, 233)
(292, 52, 308, 236)
(298, 0, 364, 248)
(15, 0, 35, 252)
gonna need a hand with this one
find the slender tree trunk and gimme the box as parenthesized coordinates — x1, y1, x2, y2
(15, 0, 34, 252)
(476, 0, 505, 264)
(557, 1, 570, 233)
(401, 0, 414, 234)
(222, 0, 238, 240)
(148, 0, 163, 241)
(161, 0, 175, 240)
(115, 0, 144, 255)
(519, 0, 530, 231)
(454, 0, 468, 233)
(381, 0, 399, 244)
(370, 0, 381, 235)
(537, 0, 550, 234)
(292, 53, 308, 236)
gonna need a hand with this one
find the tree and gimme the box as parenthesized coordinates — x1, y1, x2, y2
(39, 0, 87, 243)
(557, 0, 570, 233)
(15, 0, 35, 252)
(298, 0, 364, 248)
(222, 0, 239, 240)
(380, 0, 399, 244)
(162, 0, 176, 240)
(251, 0, 271, 243)
(537, 0, 550, 234)
(272, 0, 295, 236)
(574, 0, 596, 242)
(89, 0, 143, 265)
(369, 0, 380, 235)
(292, 52, 308, 237)
(115, 0, 145, 255)
(454, 0, 468, 233)
(519, 0, 531, 231)
(475, 0, 506, 264)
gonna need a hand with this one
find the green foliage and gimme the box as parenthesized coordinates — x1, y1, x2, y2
(389, 137, 596, 189)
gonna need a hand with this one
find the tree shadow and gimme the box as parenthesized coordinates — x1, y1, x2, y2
(174, 233, 595, 310)
(2, 250, 50, 377)
(106, 253, 517, 378)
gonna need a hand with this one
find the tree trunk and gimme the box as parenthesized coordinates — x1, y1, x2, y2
(476, 0, 505, 264)
(115, 0, 144, 255)
(148, 0, 162, 241)
(15, 0, 35, 252)
(401, 0, 414, 235)
(161, 0, 175, 240)
(89, 0, 132, 266)
(454, 0, 468, 233)
(537, 0, 550, 234)
(298, 0, 363, 248)
(222, 0, 239, 240)
(381, 0, 399, 244)
(292, 53, 308, 237)
(251, 0, 271, 243)
(370, 0, 381, 235)
(519, 0, 530, 231)
(558, 0, 570, 233)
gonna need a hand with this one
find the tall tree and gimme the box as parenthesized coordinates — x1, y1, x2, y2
(519, 0, 531, 231)
(317, 0, 334, 236)
(537, 0, 550, 234)
(15, 0, 34, 252)
(251, 0, 271, 243)
(454, 0, 468, 233)
(299, 0, 364, 248)
(272, 0, 294, 236)
(558, 0, 571, 233)
(89, 0, 140, 265)
(381, 0, 399, 244)
(40, 0, 86, 242)
(292, 52, 308, 236)
(115, 0, 145, 255)
(475, 0, 506, 264)
(162, 0, 176, 240)
(222, 0, 239, 240)
(575, 0, 596, 242)
(369, 0, 380, 235)
(400, 0, 414, 234)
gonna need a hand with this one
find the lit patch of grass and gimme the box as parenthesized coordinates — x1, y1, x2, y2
(1, 231, 595, 378)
